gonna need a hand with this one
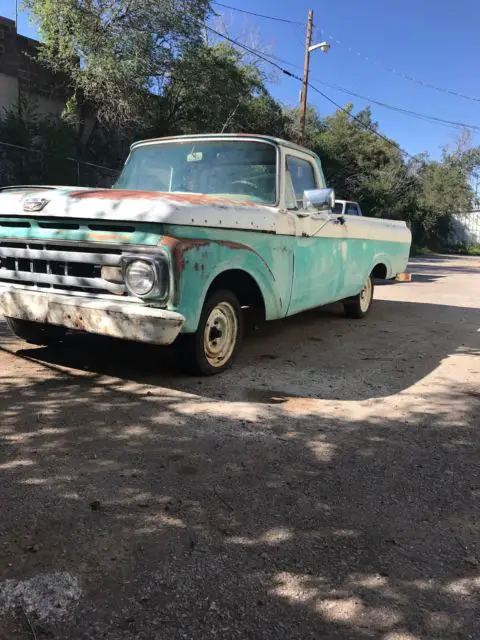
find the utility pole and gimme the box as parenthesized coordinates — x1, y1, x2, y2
(299, 9, 314, 144)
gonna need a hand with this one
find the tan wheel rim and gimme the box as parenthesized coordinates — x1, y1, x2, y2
(203, 301, 238, 368)
(359, 278, 373, 313)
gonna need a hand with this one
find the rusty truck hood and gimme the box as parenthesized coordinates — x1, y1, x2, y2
(0, 186, 277, 232)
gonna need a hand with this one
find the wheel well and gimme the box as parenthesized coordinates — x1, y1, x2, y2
(206, 270, 266, 322)
(371, 263, 387, 279)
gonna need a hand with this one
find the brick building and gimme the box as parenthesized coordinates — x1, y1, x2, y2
(0, 16, 68, 118)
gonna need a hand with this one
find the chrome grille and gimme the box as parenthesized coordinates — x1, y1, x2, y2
(0, 240, 127, 296)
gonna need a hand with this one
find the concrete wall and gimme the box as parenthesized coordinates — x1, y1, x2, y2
(0, 15, 68, 119)
(0, 72, 18, 114)
(0, 72, 64, 117)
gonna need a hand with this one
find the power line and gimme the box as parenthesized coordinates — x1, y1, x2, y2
(318, 82, 480, 133)
(211, 2, 304, 26)
(320, 31, 480, 104)
(246, 48, 480, 133)
(213, 2, 480, 104)
(205, 25, 297, 74)
(308, 85, 413, 157)
(204, 25, 414, 159)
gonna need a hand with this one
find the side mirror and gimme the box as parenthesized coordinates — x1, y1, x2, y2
(303, 188, 335, 212)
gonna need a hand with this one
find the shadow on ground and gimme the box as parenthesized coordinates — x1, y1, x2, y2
(409, 257, 480, 277)
(0, 369, 479, 639)
(0, 293, 479, 638)
(3, 297, 479, 404)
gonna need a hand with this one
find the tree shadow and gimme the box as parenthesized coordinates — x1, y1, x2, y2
(1, 256, 479, 636)
(0, 359, 479, 639)
(4, 298, 479, 403)
(411, 254, 473, 262)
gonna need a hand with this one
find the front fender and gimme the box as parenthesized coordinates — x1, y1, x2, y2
(160, 235, 289, 332)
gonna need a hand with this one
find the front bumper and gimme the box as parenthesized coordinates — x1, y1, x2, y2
(0, 289, 185, 345)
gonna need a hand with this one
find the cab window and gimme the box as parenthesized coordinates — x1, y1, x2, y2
(286, 156, 317, 208)
(333, 202, 344, 214)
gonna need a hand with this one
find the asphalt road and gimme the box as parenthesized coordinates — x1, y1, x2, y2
(0, 255, 479, 640)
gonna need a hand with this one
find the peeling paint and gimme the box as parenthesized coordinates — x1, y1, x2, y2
(1, 290, 185, 345)
(69, 189, 158, 200)
(160, 235, 211, 275)
(216, 239, 255, 252)
(69, 189, 261, 208)
(86, 232, 132, 242)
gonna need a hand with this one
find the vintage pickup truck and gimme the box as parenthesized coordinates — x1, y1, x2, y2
(0, 134, 411, 375)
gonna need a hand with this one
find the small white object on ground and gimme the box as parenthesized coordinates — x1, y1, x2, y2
(0, 571, 81, 621)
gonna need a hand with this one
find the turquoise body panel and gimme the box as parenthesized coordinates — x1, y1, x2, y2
(159, 224, 410, 332)
(287, 235, 410, 314)
(0, 217, 164, 246)
(160, 225, 293, 333)
(0, 216, 410, 335)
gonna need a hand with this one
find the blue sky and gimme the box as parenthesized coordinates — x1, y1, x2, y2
(5, 0, 480, 159)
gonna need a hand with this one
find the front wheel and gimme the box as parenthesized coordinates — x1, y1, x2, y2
(178, 290, 243, 376)
(343, 276, 374, 319)
(5, 317, 67, 346)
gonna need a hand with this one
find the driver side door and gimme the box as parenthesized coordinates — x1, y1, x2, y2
(285, 153, 347, 316)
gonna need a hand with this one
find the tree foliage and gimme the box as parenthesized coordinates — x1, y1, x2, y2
(162, 42, 286, 136)
(23, 0, 211, 126)
(5, 4, 480, 246)
(412, 147, 478, 244)
(287, 104, 479, 243)
(306, 105, 418, 221)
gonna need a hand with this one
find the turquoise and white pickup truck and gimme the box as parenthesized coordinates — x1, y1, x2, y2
(0, 134, 411, 375)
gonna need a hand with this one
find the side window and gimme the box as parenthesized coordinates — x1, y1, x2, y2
(346, 203, 359, 216)
(286, 156, 317, 208)
(333, 202, 344, 214)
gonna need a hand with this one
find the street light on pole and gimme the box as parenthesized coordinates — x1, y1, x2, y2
(299, 9, 330, 144)
(309, 42, 331, 54)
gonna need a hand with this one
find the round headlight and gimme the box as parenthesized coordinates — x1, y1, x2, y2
(125, 260, 156, 296)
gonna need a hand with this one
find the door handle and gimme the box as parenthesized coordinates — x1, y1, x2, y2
(332, 216, 346, 225)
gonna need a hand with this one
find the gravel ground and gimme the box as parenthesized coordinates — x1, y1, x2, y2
(0, 254, 479, 640)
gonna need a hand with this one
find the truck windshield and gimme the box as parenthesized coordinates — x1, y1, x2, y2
(114, 140, 277, 204)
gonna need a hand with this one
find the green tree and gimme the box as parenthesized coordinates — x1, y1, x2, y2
(162, 42, 286, 136)
(24, 0, 211, 134)
(310, 105, 415, 220)
(413, 152, 475, 245)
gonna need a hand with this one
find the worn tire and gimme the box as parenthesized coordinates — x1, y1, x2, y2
(343, 275, 374, 319)
(178, 289, 243, 376)
(5, 317, 67, 346)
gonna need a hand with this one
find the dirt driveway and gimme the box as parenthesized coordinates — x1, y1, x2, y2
(0, 255, 479, 640)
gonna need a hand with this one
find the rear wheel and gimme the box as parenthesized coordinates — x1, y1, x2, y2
(178, 290, 243, 376)
(343, 276, 374, 319)
(5, 317, 67, 346)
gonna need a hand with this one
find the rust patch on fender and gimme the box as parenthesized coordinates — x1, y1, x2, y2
(216, 240, 254, 252)
(217, 239, 274, 280)
(159, 235, 274, 282)
(159, 235, 211, 274)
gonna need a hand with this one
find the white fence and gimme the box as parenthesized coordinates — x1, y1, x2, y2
(449, 210, 480, 246)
